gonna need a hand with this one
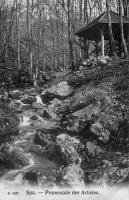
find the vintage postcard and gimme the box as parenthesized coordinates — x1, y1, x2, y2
(0, 0, 129, 199)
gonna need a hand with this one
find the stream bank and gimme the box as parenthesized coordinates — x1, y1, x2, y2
(0, 59, 129, 188)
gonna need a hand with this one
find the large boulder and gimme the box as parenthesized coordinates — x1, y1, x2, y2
(56, 134, 83, 165)
(66, 103, 100, 133)
(41, 81, 74, 104)
(54, 81, 74, 97)
(56, 164, 84, 187)
(55, 134, 85, 187)
(34, 130, 56, 147)
(56, 86, 98, 115)
(28, 145, 43, 156)
(34, 130, 57, 160)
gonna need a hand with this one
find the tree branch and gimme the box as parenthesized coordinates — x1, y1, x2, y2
(57, 0, 68, 14)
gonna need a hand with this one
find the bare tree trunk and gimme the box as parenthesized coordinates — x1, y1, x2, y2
(27, 0, 30, 73)
(27, 0, 33, 81)
(98, 0, 103, 14)
(84, 0, 88, 23)
(56, 3, 60, 70)
(61, 1, 65, 70)
(79, 0, 83, 22)
(122, 0, 129, 51)
(106, 0, 116, 57)
(42, 6, 46, 73)
(37, 0, 42, 78)
(67, 0, 74, 72)
(1, 0, 16, 60)
(49, 12, 56, 71)
(119, 0, 128, 57)
(16, 0, 20, 70)
(30, 0, 33, 81)
(122, 0, 129, 17)
(83, 0, 89, 59)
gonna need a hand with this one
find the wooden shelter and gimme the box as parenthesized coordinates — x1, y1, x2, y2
(76, 10, 129, 56)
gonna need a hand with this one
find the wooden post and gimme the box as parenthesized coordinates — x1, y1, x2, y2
(100, 30, 105, 56)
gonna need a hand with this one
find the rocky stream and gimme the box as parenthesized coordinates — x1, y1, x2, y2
(0, 64, 129, 190)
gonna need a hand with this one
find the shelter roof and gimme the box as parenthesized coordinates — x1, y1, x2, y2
(76, 10, 129, 40)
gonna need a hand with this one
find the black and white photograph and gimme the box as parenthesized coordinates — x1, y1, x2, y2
(0, 0, 129, 199)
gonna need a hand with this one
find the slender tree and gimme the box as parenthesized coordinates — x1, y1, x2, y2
(79, 0, 83, 22)
(67, 0, 74, 71)
(122, 0, 129, 17)
(106, 0, 116, 57)
(119, 0, 128, 57)
(83, 0, 89, 58)
(16, 0, 20, 70)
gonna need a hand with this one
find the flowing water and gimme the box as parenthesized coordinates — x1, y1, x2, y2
(0, 100, 60, 187)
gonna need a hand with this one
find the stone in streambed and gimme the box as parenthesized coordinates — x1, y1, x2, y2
(21, 97, 34, 105)
(49, 98, 63, 108)
(28, 145, 43, 156)
(34, 130, 56, 147)
(40, 92, 59, 104)
(35, 95, 44, 104)
(55, 81, 73, 97)
(34, 132, 84, 165)
(40, 81, 74, 104)
(56, 163, 84, 187)
(30, 115, 39, 121)
(34, 130, 57, 159)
